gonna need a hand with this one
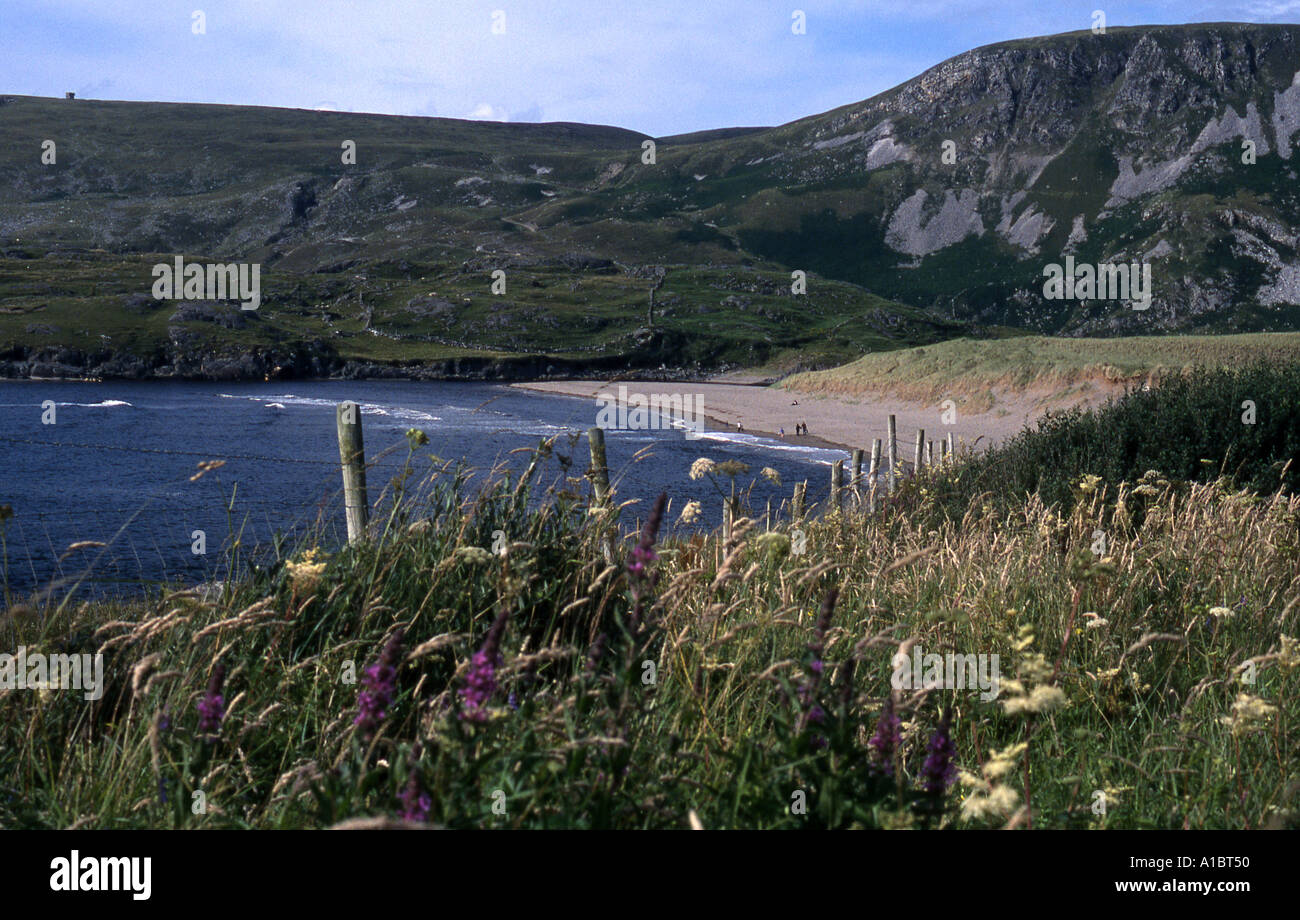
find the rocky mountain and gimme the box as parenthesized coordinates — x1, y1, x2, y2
(3, 22, 1300, 379)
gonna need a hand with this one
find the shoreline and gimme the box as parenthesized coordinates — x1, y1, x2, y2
(515, 381, 853, 451)
(8, 373, 1080, 457)
(511, 379, 1064, 455)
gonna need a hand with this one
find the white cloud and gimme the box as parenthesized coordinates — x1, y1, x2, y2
(467, 102, 508, 121)
(2, 1, 1295, 135)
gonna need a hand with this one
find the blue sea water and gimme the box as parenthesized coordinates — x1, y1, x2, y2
(0, 380, 845, 599)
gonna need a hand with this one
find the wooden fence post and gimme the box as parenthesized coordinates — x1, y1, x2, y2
(587, 427, 615, 562)
(587, 427, 611, 506)
(926, 439, 934, 468)
(830, 459, 844, 512)
(914, 428, 925, 476)
(868, 438, 881, 513)
(336, 401, 369, 543)
(947, 431, 955, 462)
(887, 415, 898, 494)
(850, 448, 864, 504)
(792, 481, 807, 520)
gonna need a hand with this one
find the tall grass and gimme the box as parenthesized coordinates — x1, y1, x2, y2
(1, 395, 1297, 829)
(923, 360, 1300, 514)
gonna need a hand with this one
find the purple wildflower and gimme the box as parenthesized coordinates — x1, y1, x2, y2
(810, 588, 837, 659)
(920, 712, 957, 795)
(459, 650, 496, 723)
(627, 543, 657, 577)
(796, 588, 839, 742)
(399, 773, 432, 823)
(867, 697, 902, 776)
(355, 629, 406, 739)
(459, 608, 510, 723)
(197, 663, 226, 738)
(627, 493, 667, 627)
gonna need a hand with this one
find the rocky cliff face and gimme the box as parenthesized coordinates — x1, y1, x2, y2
(700, 24, 1300, 333)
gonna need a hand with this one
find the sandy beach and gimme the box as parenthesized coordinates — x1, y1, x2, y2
(513, 379, 1077, 456)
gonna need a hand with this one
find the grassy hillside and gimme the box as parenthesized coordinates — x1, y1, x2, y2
(8, 23, 1300, 380)
(780, 332, 1300, 408)
(0, 251, 965, 377)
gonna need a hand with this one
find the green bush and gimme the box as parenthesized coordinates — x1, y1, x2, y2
(929, 361, 1300, 515)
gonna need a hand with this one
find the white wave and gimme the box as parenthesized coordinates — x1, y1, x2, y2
(55, 400, 132, 408)
(693, 430, 845, 463)
(214, 392, 439, 421)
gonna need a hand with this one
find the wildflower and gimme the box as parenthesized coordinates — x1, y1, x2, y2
(796, 588, 837, 740)
(405, 428, 430, 448)
(627, 543, 657, 578)
(399, 773, 432, 823)
(1077, 473, 1103, 494)
(754, 531, 791, 557)
(285, 547, 328, 593)
(627, 493, 668, 627)
(197, 663, 226, 738)
(960, 783, 1020, 821)
(453, 545, 494, 566)
(809, 588, 837, 661)
(689, 458, 717, 481)
(1002, 684, 1067, 715)
(715, 460, 750, 479)
(1278, 634, 1299, 670)
(677, 500, 702, 525)
(1221, 693, 1277, 735)
(459, 651, 497, 723)
(355, 629, 406, 738)
(1208, 606, 1235, 620)
(920, 713, 957, 795)
(760, 467, 781, 486)
(981, 742, 1027, 781)
(867, 697, 902, 776)
(459, 609, 509, 723)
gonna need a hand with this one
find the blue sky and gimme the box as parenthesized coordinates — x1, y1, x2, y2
(2, 1, 1299, 136)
